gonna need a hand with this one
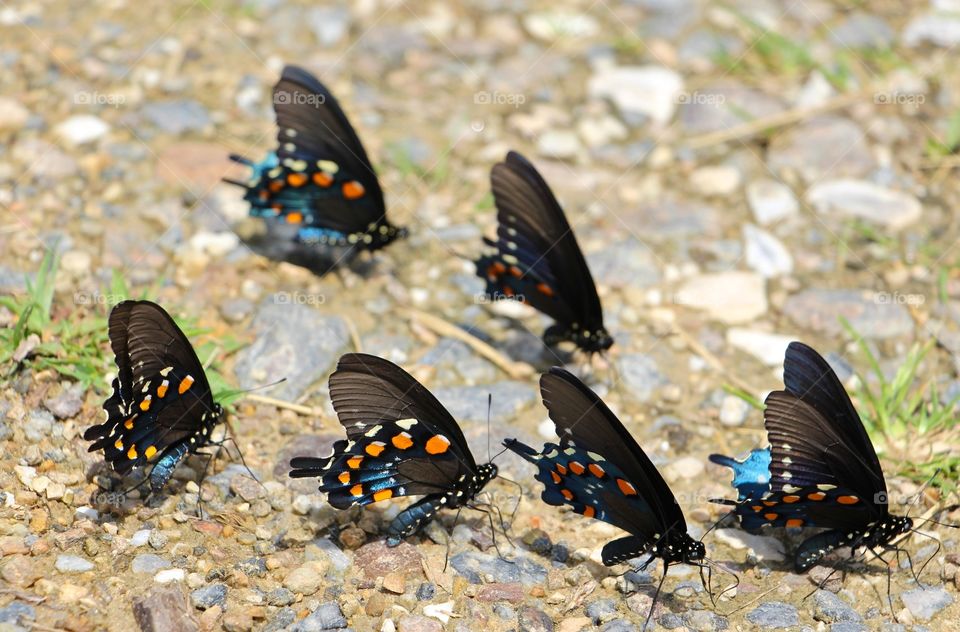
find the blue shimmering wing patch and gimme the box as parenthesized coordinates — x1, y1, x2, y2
(709, 448, 771, 501)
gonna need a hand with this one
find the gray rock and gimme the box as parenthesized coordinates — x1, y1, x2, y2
(292, 601, 347, 631)
(830, 12, 894, 49)
(633, 198, 719, 239)
(587, 239, 661, 289)
(537, 130, 582, 159)
(55, 554, 94, 573)
(234, 300, 349, 401)
(600, 620, 638, 632)
(432, 382, 537, 423)
(267, 587, 296, 607)
(746, 602, 799, 628)
(806, 179, 922, 230)
(743, 224, 793, 278)
(141, 100, 211, 135)
(588, 65, 683, 125)
(190, 584, 226, 610)
(783, 288, 913, 339)
(451, 552, 547, 586)
(679, 83, 783, 135)
(616, 354, 667, 403)
(416, 582, 436, 601)
(682, 610, 728, 631)
(43, 385, 84, 419)
(586, 599, 618, 624)
(829, 623, 869, 632)
(398, 615, 442, 632)
(900, 587, 953, 622)
(813, 590, 862, 623)
(236, 557, 267, 577)
(24, 410, 55, 441)
(13, 139, 79, 179)
(767, 117, 874, 182)
(131, 554, 171, 574)
(0, 601, 35, 625)
(263, 608, 297, 632)
(518, 606, 554, 632)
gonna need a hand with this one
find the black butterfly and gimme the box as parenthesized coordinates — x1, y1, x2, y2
(227, 65, 405, 251)
(505, 368, 707, 627)
(289, 353, 497, 545)
(84, 300, 224, 495)
(713, 342, 913, 573)
(476, 151, 612, 353)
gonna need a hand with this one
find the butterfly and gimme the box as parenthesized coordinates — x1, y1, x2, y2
(227, 65, 406, 251)
(476, 151, 612, 353)
(289, 353, 497, 545)
(505, 368, 709, 628)
(84, 300, 224, 495)
(708, 448, 771, 502)
(711, 341, 914, 573)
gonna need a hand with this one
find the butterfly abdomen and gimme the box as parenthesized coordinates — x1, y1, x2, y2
(149, 443, 191, 494)
(386, 495, 446, 546)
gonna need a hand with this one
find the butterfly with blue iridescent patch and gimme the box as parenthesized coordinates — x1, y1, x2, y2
(227, 65, 405, 251)
(709, 448, 771, 502)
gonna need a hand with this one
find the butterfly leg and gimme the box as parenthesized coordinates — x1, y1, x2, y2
(386, 494, 446, 547)
(643, 563, 669, 632)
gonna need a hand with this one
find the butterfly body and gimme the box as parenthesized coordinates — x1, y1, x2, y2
(289, 353, 496, 545)
(713, 342, 912, 572)
(228, 65, 405, 253)
(84, 301, 224, 495)
(477, 152, 611, 353)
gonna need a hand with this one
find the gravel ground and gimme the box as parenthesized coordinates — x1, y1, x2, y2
(2, 1, 960, 631)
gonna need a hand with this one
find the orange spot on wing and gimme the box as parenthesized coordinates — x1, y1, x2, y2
(139, 397, 151, 412)
(347, 456, 363, 469)
(583, 506, 596, 518)
(350, 484, 364, 496)
(338, 472, 350, 484)
(491, 262, 506, 275)
(588, 463, 605, 478)
(536, 283, 555, 297)
(503, 286, 515, 298)
(616, 479, 638, 496)
(365, 442, 386, 457)
(127, 445, 138, 460)
(837, 495, 860, 505)
(751, 505, 763, 512)
(764, 512, 778, 521)
(342, 180, 365, 200)
(426, 435, 450, 455)
(313, 172, 333, 187)
(560, 489, 574, 501)
(555, 464, 568, 475)
(373, 489, 393, 502)
(145, 446, 157, 459)
(807, 492, 826, 501)
(783, 495, 801, 503)
(392, 433, 413, 450)
(124, 418, 135, 430)
(763, 500, 777, 507)
(114, 439, 123, 450)
(508, 266, 523, 278)
(550, 471, 562, 484)
(156, 383, 168, 398)
(568, 461, 585, 475)
(268, 180, 284, 193)
(286, 211, 304, 224)
(178, 376, 194, 394)
(287, 172, 308, 187)
(785, 518, 804, 528)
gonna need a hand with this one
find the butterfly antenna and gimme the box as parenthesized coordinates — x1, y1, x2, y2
(700, 509, 734, 542)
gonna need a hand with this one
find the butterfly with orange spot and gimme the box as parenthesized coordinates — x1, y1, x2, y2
(505, 369, 719, 630)
(84, 301, 224, 497)
(225, 65, 405, 272)
(712, 342, 921, 580)
(289, 353, 497, 546)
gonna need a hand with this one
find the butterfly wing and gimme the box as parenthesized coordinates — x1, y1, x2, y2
(84, 301, 220, 475)
(289, 353, 478, 506)
(709, 448, 772, 501)
(477, 151, 608, 348)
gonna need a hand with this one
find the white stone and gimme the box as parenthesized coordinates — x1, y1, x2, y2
(14, 465, 36, 487)
(806, 179, 922, 230)
(719, 395, 751, 426)
(743, 224, 793, 278)
(131, 530, 151, 547)
(904, 13, 960, 47)
(690, 165, 741, 196)
(423, 601, 455, 624)
(524, 11, 598, 40)
(189, 230, 240, 257)
(746, 179, 798, 225)
(577, 115, 627, 148)
(674, 272, 767, 324)
(715, 528, 786, 562)
(0, 97, 29, 132)
(537, 129, 582, 159)
(727, 328, 795, 366)
(55, 115, 110, 145)
(588, 66, 684, 125)
(55, 555, 94, 573)
(154, 568, 186, 584)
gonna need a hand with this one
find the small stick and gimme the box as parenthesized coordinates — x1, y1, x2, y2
(244, 393, 323, 417)
(345, 317, 363, 353)
(406, 308, 534, 380)
(670, 321, 761, 395)
(682, 90, 867, 150)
